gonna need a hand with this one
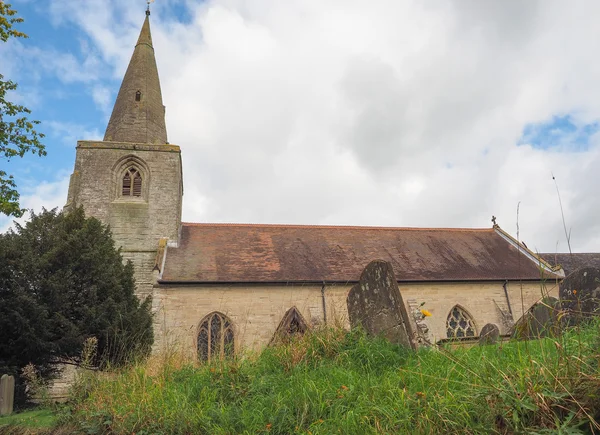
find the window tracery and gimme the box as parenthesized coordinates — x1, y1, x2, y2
(122, 167, 142, 197)
(197, 312, 234, 362)
(270, 307, 308, 344)
(446, 305, 477, 338)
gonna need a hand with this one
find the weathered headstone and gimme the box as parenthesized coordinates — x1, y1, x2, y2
(347, 260, 416, 350)
(479, 323, 500, 345)
(0, 374, 15, 416)
(513, 297, 560, 340)
(559, 267, 600, 325)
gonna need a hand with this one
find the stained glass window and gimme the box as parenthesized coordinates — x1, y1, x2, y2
(271, 307, 308, 344)
(197, 312, 234, 362)
(446, 306, 476, 338)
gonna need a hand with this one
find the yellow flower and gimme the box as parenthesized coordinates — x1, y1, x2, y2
(420, 309, 432, 317)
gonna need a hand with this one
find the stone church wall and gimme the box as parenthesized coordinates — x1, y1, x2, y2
(153, 285, 326, 355)
(153, 279, 559, 357)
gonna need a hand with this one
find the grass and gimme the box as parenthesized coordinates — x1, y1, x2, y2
(60, 322, 600, 434)
(0, 409, 57, 434)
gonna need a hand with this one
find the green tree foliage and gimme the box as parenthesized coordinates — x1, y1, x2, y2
(0, 207, 153, 379)
(0, 3, 46, 217)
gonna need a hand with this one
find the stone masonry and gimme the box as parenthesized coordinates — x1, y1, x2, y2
(65, 141, 182, 304)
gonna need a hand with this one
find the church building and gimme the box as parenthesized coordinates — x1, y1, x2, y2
(65, 11, 563, 359)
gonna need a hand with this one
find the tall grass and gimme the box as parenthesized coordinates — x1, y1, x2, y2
(63, 322, 600, 434)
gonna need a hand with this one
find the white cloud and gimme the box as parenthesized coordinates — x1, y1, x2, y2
(0, 176, 70, 234)
(19, 0, 600, 252)
(90, 85, 113, 117)
(45, 121, 102, 146)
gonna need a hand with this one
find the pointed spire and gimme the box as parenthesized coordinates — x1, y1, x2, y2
(104, 11, 167, 144)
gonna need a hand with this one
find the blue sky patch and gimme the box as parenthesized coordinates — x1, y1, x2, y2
(519, 115, 600, 151)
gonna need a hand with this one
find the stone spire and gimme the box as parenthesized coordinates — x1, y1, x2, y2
(103, 10, 168, 144)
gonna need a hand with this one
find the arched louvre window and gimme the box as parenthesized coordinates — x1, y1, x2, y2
(270, 307, 308, 344)
(197, 312, 234, 362)
(122, 167, 142, 197)
(446, 305, 477, 338)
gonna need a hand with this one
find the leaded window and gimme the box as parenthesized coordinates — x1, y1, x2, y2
(197, 312, 234, 362)
(122, 167, 142, 197)
(271, 307, 308, 344)
(446, 305, 476, 338)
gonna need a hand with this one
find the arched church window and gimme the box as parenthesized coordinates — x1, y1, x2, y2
(135, 90, 141, 101)
(270, 307, 308, 344)
(197, 312, 234, 362)
(446, 305, 477, 338)
(122, 167, 142, 197)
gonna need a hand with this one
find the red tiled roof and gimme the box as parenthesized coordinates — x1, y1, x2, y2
(160, 223, 559, 283)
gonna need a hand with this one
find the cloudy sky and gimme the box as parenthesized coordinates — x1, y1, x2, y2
(2, 0, 599, 253)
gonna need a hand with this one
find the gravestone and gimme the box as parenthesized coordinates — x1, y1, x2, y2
(347, 260, 416, 350)
(479, 323, 500, 345)
(513, 297, 560, 340)
(559, 267, 600, 325)
(0, 374, 15, 416)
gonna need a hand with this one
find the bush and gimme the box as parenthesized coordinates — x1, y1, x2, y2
(0, 207, 153, 400)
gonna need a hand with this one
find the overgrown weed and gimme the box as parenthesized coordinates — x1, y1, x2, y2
(62, 321, 600, 434)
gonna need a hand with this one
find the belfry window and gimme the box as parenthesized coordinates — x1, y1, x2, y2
(446, 305, 477, 338)
(197, 312, 234, 362)
(122, 167, 142, 197)
(135, 90, 141, 101)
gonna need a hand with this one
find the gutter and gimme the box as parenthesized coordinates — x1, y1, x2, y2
(321, 283, 327, 325)
(156, 278, 548, 286)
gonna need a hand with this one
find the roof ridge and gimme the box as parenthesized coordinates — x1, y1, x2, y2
(180, 222, 494, 232)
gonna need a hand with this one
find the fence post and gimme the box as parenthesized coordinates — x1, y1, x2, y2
(0, 374, 15, 416)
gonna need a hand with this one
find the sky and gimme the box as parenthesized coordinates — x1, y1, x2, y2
(2, 0, 600, 253)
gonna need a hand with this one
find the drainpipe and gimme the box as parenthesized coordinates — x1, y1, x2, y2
(321, 283, 327, 325)
(503, 280, 514, 318)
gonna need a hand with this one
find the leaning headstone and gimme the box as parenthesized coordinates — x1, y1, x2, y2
(347, 260, 416, 350)
(479, 323, 500, 345)
(513, 297, 560, 340)
(559, 267, 600, 326)
(0, 374, 15, 416)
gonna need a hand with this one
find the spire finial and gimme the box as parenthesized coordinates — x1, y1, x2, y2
(146, 0, 154, 16)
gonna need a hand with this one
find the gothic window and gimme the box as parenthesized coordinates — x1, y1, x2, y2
(271, 307, 308, 344)
(135, 90, 141, 101)
(446, 305, 477, 338)
(197, 312, 234, 362)
(122, 167, 142, 197)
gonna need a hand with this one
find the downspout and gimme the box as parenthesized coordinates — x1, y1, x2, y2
(503, 280, 514, 318)
(321, 283, 327, 325)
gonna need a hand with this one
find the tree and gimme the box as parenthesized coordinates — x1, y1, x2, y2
(0, 2, 46, 217)
(0, 207, 153, 380)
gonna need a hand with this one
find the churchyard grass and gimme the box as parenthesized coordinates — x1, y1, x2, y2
(58, 320, 600, 435)
(0, 408, 57, 433)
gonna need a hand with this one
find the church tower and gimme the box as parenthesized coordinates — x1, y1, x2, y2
(65, 9, 183, 298)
